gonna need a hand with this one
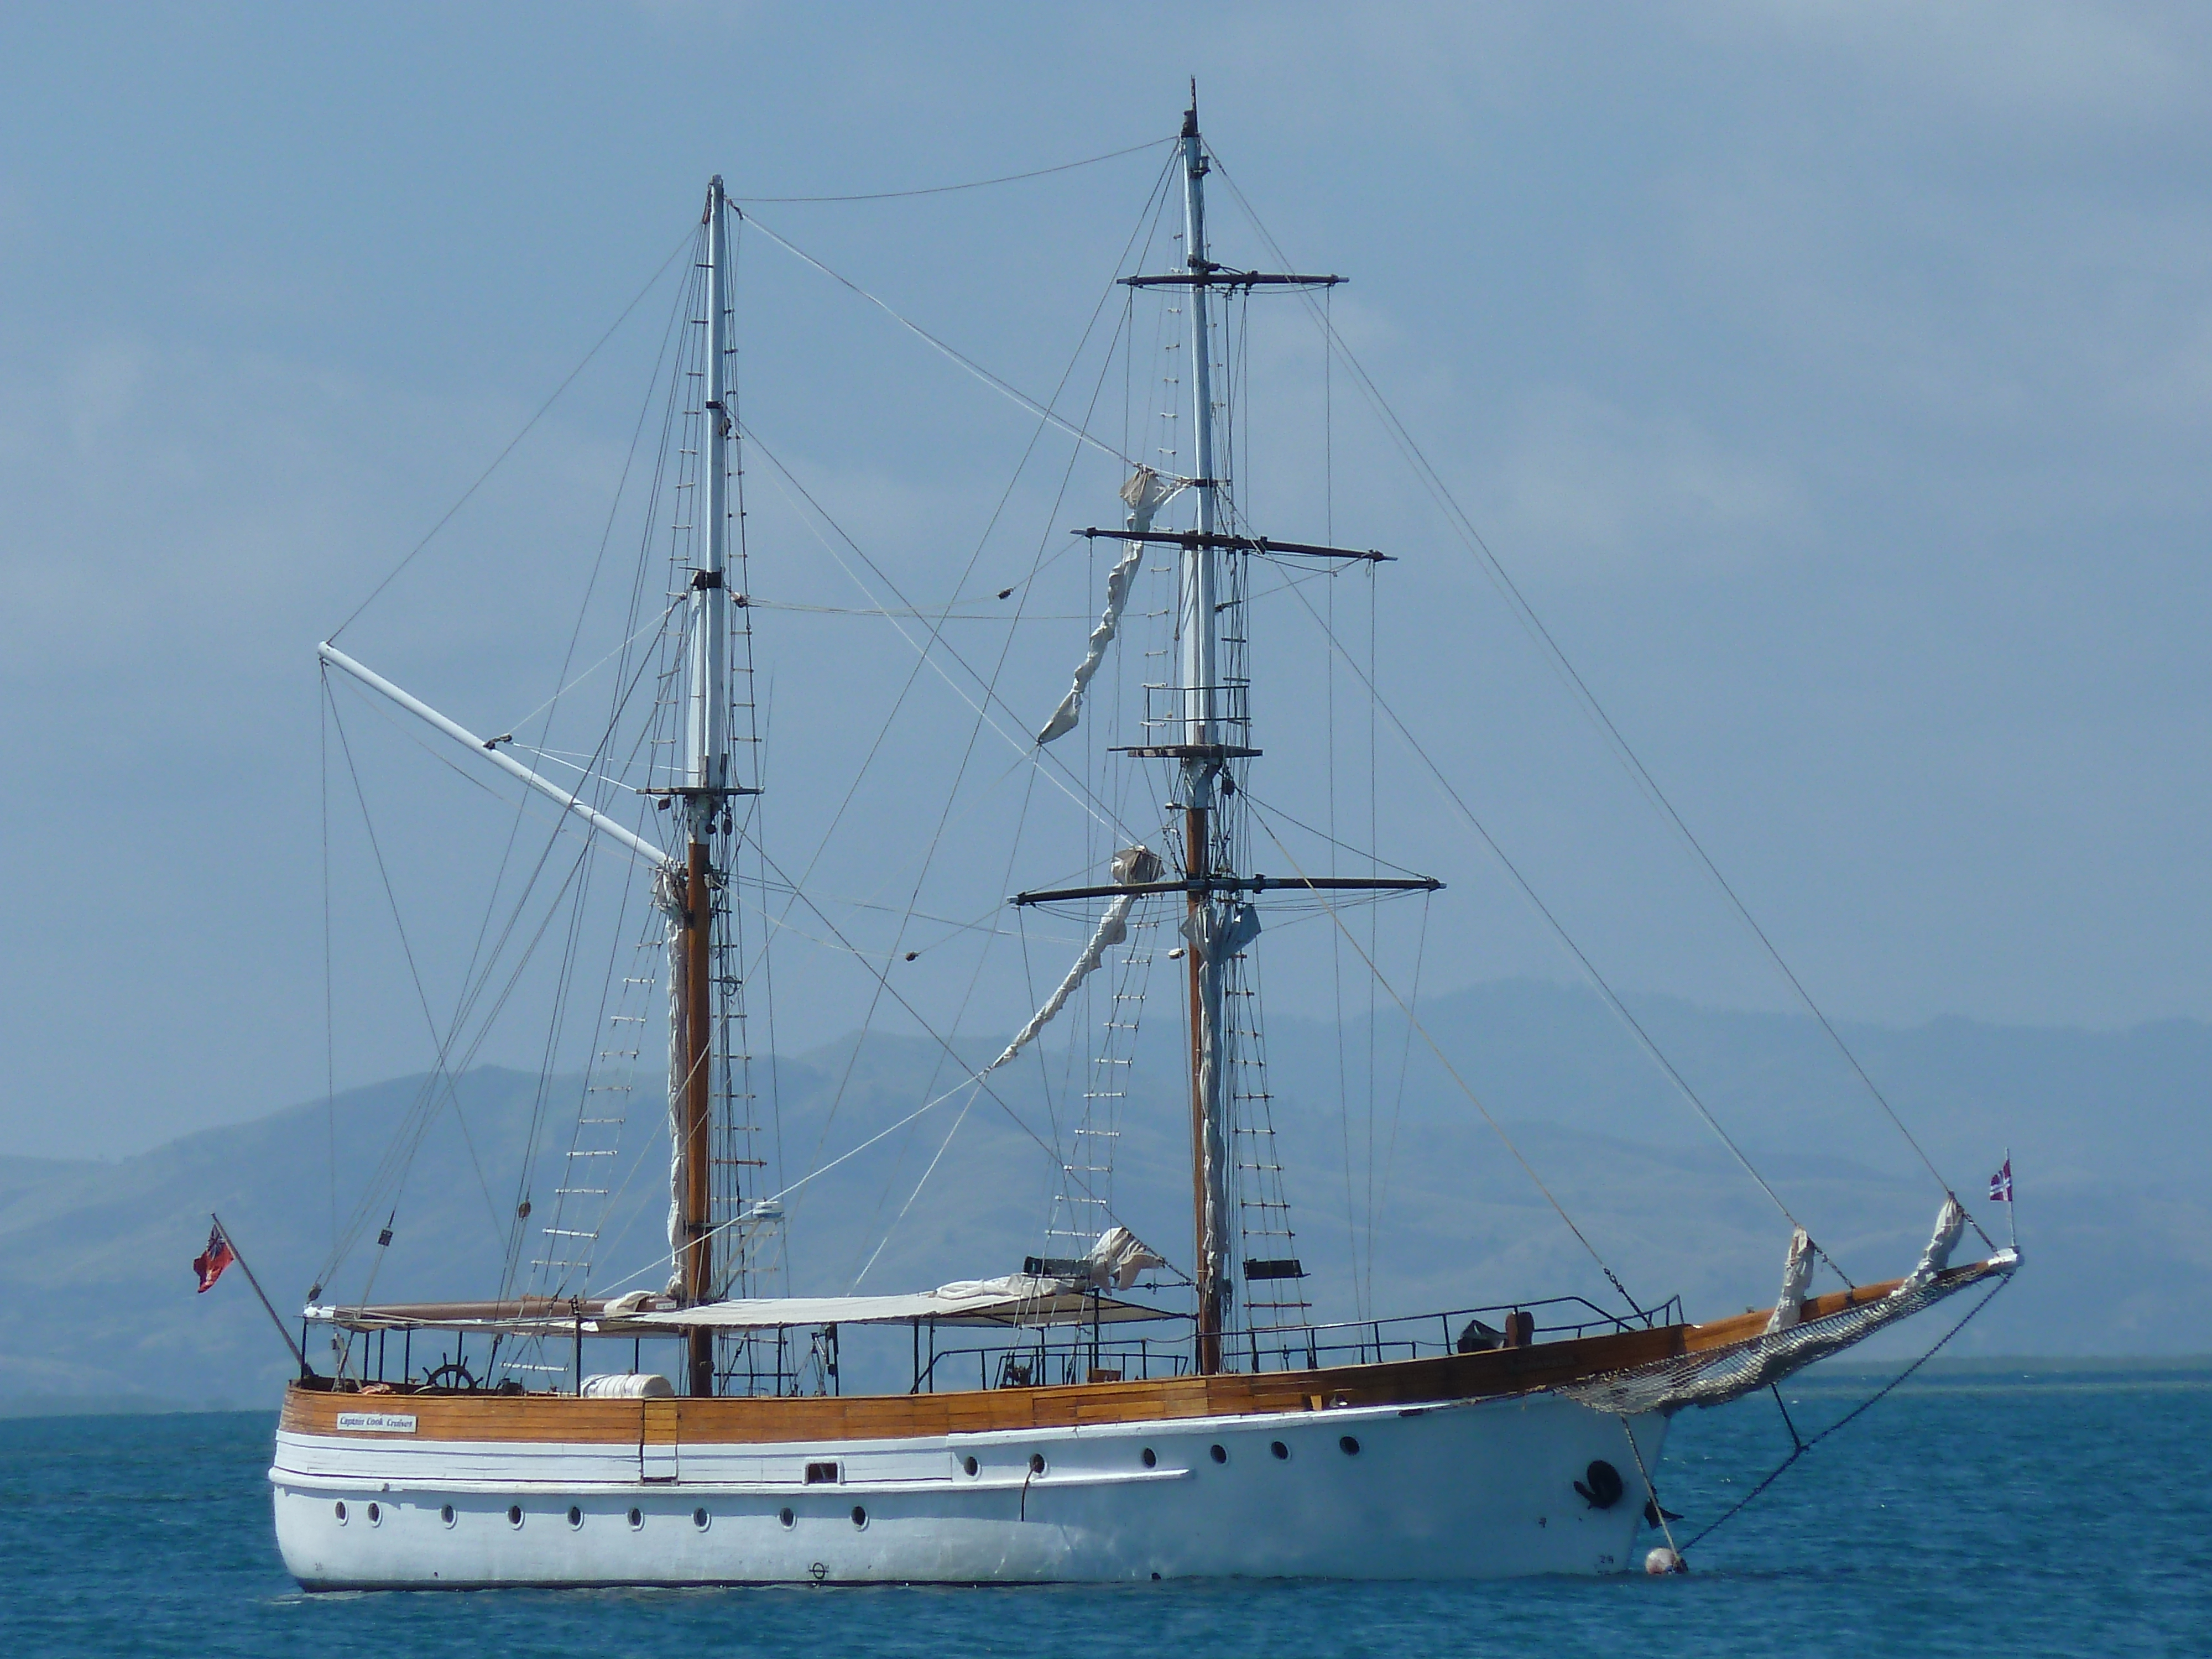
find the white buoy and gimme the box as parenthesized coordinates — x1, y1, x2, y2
(1644, 1547, 1686, 1575)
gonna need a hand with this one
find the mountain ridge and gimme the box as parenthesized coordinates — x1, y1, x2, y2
(3, 979, 2201, 1411)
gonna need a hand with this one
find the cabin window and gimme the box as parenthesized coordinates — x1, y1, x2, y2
(333, 1501, 347, 1524)
(1141, 1447, 1157, 1468)
(851, 1505, 868, 1528)
(778, 1507, 795, 1529)
(508, 1505, 523, 1528)
(567, 1506, 583, 1530)
(1209, 1443, 1228, 1464)
(627, 1507, 643, 1530)
(1339, 1436, 1361, 1456)
(692, 1507, 709, 1530)
(805, 1461, 840, 1485)
(440, 1504, 456, 1527)
(1029, 1453, 1046, 1475)
(366, 1502, 381, 1525)
(1270, 1441, 1290, 1460)
(962, 1455, 979, 1477)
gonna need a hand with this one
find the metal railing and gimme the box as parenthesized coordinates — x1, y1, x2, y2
(906, 1291, 1683, 1394)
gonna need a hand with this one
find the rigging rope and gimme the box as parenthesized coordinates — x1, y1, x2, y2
(322, 690, 518, 1262)
(327, 227, 693, 643)
(740, 426, 1137, 841)
(1680, 1272, 2010, 1551)
(731, 137, 1173, 204)
(1276, 577, 1840, 1276)
(1245, 806, 1644, 1314)
(740, 211, 1141, 469)
(1206, 148, 1984, 1253)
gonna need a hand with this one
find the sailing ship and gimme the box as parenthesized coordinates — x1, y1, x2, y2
(272, 99, 2016, 1588)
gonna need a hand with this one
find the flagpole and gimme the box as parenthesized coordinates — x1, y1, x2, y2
(211, 1212, 311, 1376)
(2004, 1148, 2017, 1251)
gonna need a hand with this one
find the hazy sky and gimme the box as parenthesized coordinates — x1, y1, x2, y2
(4, 3, 2210, 1161)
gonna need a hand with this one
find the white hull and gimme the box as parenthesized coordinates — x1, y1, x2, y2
(272, 1392, 1668, 1585)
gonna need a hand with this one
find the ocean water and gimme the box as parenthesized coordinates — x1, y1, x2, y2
(3, 1365, 2204, 1658)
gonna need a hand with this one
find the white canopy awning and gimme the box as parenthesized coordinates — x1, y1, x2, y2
(628, 1280, 1175, 1332)
(307, 1231, 1176, 1337)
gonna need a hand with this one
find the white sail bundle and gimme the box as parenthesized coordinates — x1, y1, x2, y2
(1560, 1201, 2016, 1416)
(937, 1227, 1169, 1301)
(653, 867, 689, 1296)
(1764, 1227, 1814, 1334)
(1036, 466, 1182, 745)
(986, 846, 1162, 1074)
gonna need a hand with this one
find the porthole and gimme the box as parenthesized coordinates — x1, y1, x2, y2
(627, 1507, 643, 1531)
(333, 1500, 347, 1524)
(440, 1504, 456, 1527)
(1029, 1453, 1046, 1475)
(567, 1505, 583, 1530)
(850, 1505, 868, 1528)
(1270, 1441, 1290, 1461)
(1339, 1435, 1361, 1457)
(1209, 1443, 1228, 1464)
(778, 1507, 795, 1529)
(692, 1507, 709, 1531)
(962, 1455, 979, 1477)
(508, 1505, 524, 1528)
(1140, 1447, 1157, 1469)
(366, 1501, 381, 1526)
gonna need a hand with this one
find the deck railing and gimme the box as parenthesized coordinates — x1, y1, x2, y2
(907, 1291, 1683, 1394)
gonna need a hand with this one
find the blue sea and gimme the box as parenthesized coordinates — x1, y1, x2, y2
(3, 1364, 2204, 1658)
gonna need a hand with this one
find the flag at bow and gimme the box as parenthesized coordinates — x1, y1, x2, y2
(1988, 1159, 2013, 1204)
(192, 1219, 235, 1293)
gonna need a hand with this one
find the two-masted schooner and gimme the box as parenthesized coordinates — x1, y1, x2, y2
(271, 99, 2015, 1588)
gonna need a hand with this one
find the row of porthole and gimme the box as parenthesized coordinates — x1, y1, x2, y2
(956, 1436, 1362, 1479)
(333, 1500, 868, 1532)
(327, 1436, 1371, 1530)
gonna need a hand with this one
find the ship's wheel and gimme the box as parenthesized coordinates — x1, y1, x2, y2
(422, 1360, 479, 1392)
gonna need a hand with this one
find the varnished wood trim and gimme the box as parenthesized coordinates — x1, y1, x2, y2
(280, 1317, 1687, 1446)
(276, 1262, 1997, 1449)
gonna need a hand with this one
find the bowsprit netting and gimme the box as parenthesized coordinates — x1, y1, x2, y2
(1559, 1247, 2018, 1416)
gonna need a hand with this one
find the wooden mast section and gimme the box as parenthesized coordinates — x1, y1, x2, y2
(677, 838, 714, 1396)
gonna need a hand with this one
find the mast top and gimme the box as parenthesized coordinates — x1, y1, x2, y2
(1183, 82, 1198, 139)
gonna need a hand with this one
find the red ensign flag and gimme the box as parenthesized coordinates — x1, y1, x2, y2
(192, 1221, 235, 1293)
(1988, 1160, 2013, 1203)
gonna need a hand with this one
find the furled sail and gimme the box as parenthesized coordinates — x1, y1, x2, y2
(652, 867, 688, 1296)
(1560, 1203, 2016, 1416)
(1764, 1227, 1814, 1334)
(1036, 467, 1182, 745)
(987, 846, 1162, 1073)
(937, 1227, 1168, 1300)
(1085, 1223, 1168, 1289)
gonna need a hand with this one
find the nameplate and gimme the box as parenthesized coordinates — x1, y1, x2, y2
(335, 1411, 418, 1434)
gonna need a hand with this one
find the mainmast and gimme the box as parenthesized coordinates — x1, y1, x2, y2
(675, 175, 738, 1396)
(1175, 99, 1233, 1374)
(1015, 97, 1418, 1374)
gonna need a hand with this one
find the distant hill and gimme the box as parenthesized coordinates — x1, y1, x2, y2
(2, 980, 2202, 1413)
